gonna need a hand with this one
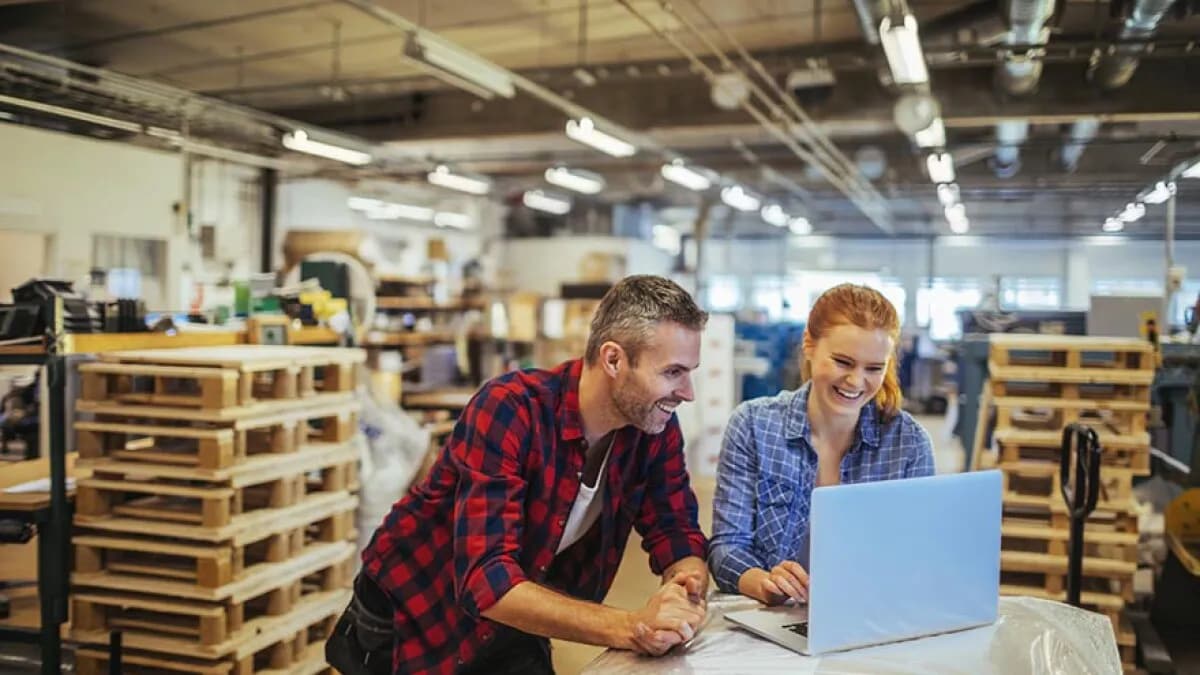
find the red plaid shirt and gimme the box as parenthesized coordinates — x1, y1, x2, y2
(361, 359, 708, 674)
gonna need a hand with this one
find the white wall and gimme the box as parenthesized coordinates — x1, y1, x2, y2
(499, 236, 674, 296)
(0, 122, 261, 310)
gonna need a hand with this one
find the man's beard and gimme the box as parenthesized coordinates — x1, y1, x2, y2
(611, 370, 671, 434)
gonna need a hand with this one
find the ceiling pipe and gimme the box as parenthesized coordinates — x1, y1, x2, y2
(1089, 0, 1178, 89)
(1059, 117, 1100, 173)
(995, 0, 1056, 96)
(990, 119, 1029, 178)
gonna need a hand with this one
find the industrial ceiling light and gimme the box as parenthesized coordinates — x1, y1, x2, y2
(434, 211, 473, 229)
(523, 189, 572, 215)
(926, 153, 956, 184)
(1139, 180, 1176, 205)
(368, 203, 435, 222)
(936, 183, 960, 208)
(565, 117, 637, 157)
(879, 14, 929, 85)
(282, 129, 372, 166)
(427, 165, 492, 195)
(1102, 217, 1124, 233)
(1118, 202, 1146, 223)
(789, 217, 813, 235)
(1183, 160, 1200, 179)
(914, 117, 945, 149)
(761, 204, 789, 227)
(544, 166, 605, 194)
(661, 160, 713, 191)
(652, 224, 682, 256)
(721, 185, 762, 212)
(949, 218, 970, 235)
(403, 31, 515, 99)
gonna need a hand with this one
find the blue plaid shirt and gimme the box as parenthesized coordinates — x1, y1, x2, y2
(709, 382, 935, 593)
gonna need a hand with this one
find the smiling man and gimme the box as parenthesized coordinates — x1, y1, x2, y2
(329, 275, 710, 675)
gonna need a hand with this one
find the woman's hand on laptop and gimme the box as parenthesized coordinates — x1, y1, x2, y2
(738, 562, 810, 606)
(623, 580, 707, 655)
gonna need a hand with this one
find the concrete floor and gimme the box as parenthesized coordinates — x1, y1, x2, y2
(551, 414, 962, 674)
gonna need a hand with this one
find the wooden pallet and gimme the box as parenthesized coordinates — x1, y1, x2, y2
(76, 490, 356, 545)
(76, 443, 358, 530)
(992, 397, 1149, 436)
(77, 388, 359, 424)
(1003, 502, 1140, 536)
(74, 588, 347, 671)
(80, 357, 357, 412)
(1002, 516, 1139, 563)
(989, 379, 1151, 404)
(95, 346, 362, 393)
(74, 498, 356, 592)
(76, 398, 357, 470)
(72, 545, 352, 653)
(1001, 461, 1136, 505)
(989, 334, 1154, 370)
(994, 428, 1150, 474)
(1001, 550, 1135, 601)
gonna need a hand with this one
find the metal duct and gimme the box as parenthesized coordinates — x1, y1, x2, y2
(1090, 0, 1178, 89)
(995, 0, 1056, 96)
(1060, 118, 1101, 173)
(991, 120, 1029, 178)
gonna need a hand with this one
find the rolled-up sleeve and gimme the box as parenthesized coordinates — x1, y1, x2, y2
(451, 388, 532, 617)
(904, 421, 936, 478)
(708, 404, 765, 593)
(635, 416, 708, 575)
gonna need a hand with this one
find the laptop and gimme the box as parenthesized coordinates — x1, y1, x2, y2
(725, 470, 1002, 655)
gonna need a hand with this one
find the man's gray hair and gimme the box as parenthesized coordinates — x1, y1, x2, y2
(585, 275, 708, 366)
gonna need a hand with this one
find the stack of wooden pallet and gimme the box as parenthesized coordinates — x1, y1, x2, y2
(68, 345, 364, 675)
(987, 334, 1154, 672)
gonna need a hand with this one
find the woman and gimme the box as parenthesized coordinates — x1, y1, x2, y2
(708, 283, 935, 605)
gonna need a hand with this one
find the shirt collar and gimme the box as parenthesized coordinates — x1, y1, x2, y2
(558, 359, 585, 442)
(785, 381, 881, 451)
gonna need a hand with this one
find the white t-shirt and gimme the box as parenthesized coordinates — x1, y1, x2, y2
(555, 444, 613, 555)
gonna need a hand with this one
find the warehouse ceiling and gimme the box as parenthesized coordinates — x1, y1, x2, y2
(2, 0, 1200, 239)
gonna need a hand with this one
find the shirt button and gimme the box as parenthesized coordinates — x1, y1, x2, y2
(576, 471, 582, 479)
(483, 632, 492, 641)
(558, 518, 566, 527)
(539, 565, 548, 572)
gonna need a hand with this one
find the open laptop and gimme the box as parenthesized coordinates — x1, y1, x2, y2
(725, 470, 1002, 655)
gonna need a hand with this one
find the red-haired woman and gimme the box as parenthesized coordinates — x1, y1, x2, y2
(708, 284, 935, 605)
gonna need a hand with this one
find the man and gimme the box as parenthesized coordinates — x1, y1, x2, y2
(329, 275, 710, 674)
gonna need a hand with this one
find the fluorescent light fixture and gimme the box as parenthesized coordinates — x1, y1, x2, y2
(427, 165, 492, 195)
(523, 189, 572, 215)
(761, 204, 789, 227)
(282, 129, 372, 166)
(0, 111, 14, 121)
(565, 117, 637, 157)
(1102, 217, 1124, 233)
(721, 185, 761, 212)
(1139, 180, 1175, 205)
(914, 117, 945, 148)
(926, 153, 956, 184)
(1183, 161, 1200, 179)
(1118, 201, 1146, 223)
(789, 217, 813, 235)
(434, 211, 473, 229)
(544, 166, 605, 194)
(403, 31, 515, 99)
(652, 224, 682, 256)
(949, 217, 970, 235)
(347, 196, 384, 211)
(944, 202, 967, 223)
(879, 14, 929, 85)
(661, 160, 713, 191)
(367, 203, 435, 222)
(936, 183, 960, 208)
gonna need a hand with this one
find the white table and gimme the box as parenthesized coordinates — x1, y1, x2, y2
(583, 594, 1122, 675)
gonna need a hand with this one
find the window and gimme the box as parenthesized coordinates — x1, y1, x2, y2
(1092, 278, 1162, 296)
(1000, 277, 1061, 309)
(706, 275, 741, 312)
(750, 277, 785, 321)
(917, 279, 981, 341)
(92, 235, 168, 307)
(780, 272, 905, 324)
(1172, 281, 1200, 328)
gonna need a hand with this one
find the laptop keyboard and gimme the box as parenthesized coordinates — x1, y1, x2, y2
(782, 622, 809, 637)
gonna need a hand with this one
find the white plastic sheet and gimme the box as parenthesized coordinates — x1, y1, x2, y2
(582, 594, 1121, 675)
